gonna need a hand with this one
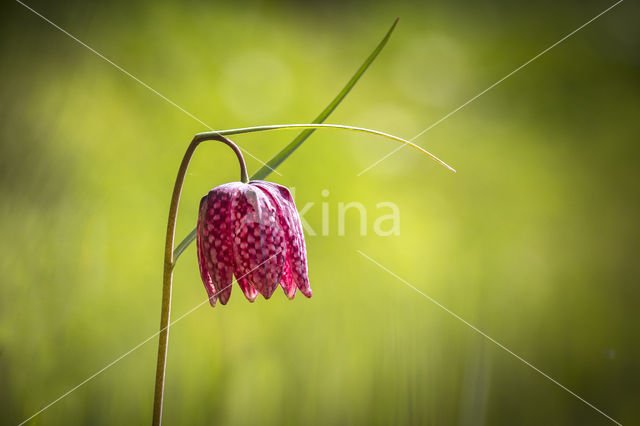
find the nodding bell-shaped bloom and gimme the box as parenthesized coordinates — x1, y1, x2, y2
(196, 180, 312, 306)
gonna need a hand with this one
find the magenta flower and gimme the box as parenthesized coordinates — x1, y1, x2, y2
(196, 180, 312, 305)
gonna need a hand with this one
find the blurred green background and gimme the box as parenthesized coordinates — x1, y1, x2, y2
(1, 0, 638, 424)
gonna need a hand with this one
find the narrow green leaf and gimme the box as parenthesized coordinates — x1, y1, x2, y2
(250, 18, 399, 180)
(174, 228, 197, 262)
(173, 18, 399, 262)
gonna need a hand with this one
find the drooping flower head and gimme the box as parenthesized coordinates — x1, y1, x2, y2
(196, 180, 311, 306)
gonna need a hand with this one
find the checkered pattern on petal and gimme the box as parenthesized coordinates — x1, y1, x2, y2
(195, 180, 311, 305)
(252, 181, 312, 298)
(231, 185, 286, 299)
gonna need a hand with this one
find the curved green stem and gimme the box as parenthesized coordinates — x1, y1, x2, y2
(196, 123, 456, 173)
(152, 134, 246, 426)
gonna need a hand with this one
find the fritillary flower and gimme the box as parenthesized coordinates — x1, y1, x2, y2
(196, 180, 312, 305)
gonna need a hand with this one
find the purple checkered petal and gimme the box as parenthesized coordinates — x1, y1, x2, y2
(251, 181, 312, 298)
(196, 180, 311, 305)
